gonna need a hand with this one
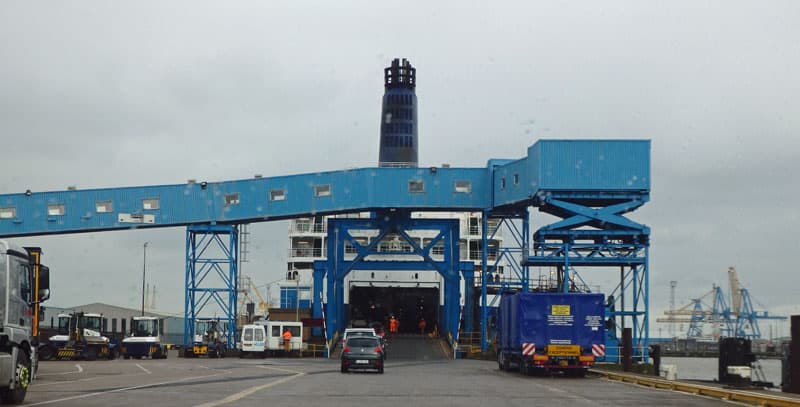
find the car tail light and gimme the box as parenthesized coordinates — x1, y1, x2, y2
(343, 346, 351, 353)
(374, 346, 382, 353)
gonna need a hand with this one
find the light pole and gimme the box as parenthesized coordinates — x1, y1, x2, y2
(295, 271, 300, 322)
(141, 242, 148, 316)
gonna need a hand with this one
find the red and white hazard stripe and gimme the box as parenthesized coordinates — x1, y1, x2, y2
(522, 343, 536, 356)
(592, 344, 605, 357)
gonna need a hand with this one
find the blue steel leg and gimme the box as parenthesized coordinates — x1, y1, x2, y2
(335, 277, 345, 336)
(312, 263, 325, 337)
(448, 275, 461, 342)
(522, 208, 530, 291)
(481, 210, 489, 352)
(184, 229, 193, 349)
(326, 272, 336, 343)
(461, 265, 474, 334)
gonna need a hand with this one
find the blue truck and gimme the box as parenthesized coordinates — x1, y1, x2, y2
(497, 292, 605, 377)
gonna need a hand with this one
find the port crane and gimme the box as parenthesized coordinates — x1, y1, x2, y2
(656, 284, 731, 339)
(657, 267, 785, 339)
(238, 275, 269, 321)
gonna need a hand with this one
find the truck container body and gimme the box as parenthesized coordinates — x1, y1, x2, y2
(497, 292, 604, 377)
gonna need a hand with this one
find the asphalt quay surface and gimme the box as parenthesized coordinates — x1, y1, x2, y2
(28, 351, 739, 407)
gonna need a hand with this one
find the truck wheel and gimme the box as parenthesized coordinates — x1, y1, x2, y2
(84, 347, 98, 361)
(39, 345, 55, 361)
(0, 351, 31, 404)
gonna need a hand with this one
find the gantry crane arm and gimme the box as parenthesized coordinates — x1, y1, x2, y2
(662, 287, 716, 316)
(728, 267, 742, 316)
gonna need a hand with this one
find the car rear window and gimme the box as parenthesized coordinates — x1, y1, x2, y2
(349, 331, 373, 337)
(347, 337, 379, 347)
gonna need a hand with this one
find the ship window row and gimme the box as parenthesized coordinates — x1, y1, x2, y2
(386, 108, 413, 120)
(387, 94, 413, 105)
(382, 122, 414, 135)
(0, 179, 473, 219)
(383, 134, 414, 148)
(292, 238, 500, 261)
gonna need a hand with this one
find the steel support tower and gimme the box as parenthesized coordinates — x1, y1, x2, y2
(183, 224, 239, 350)
(311, 212, 474, 348)
(522, 192, 650, 360)
(479, 207, 531, 350)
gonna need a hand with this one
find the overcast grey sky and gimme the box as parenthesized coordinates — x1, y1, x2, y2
(1, 1, 798, 336)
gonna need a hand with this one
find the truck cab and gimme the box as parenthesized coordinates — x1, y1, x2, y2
(121, 316, 168, 359)
(38, 314, 72, 360)
(0, 240, 50, 404)
(187, 319, 226, 358)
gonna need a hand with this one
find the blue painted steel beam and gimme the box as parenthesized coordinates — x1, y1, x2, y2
(0, 140, 650, 238)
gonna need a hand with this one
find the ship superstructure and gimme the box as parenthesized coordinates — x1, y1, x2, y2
(278, 58, 513, 333)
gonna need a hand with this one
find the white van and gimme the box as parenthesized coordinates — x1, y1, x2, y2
(240, 321, 302, 357)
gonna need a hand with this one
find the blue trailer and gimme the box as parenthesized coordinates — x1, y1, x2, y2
(497, 292, 605, 377)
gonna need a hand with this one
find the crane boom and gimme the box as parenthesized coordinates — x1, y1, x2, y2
(728, 267, 742, 316)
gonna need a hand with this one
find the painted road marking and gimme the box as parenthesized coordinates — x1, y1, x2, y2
(26, 371, 229, 406)
(193, 365, 305, 407)
(38, 364, 83, 376)
(136, 364, 152, 374)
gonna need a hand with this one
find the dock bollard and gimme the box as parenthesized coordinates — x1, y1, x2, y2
(661, 364, 677, 381)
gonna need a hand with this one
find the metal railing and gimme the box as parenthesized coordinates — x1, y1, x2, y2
(467, 220, 501, 236)
(290, 222, 326, 233)
(378, 162, 417, 168)
(288, 247, 324, 258)
(601, 346, 651, 364)
(454, 331, 484, 355)
(302, 343, 327, 358)
(468, 251, 498, 261)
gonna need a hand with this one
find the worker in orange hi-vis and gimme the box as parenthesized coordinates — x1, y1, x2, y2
(418, 318, 427, 335)
(282, 328, 292, 354)
(389, 316, 398, 335)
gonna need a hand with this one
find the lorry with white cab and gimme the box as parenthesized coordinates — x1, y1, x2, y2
(0, 240, 50, 404)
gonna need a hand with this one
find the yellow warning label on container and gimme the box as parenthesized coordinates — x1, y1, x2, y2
(551, 305, 571, 316)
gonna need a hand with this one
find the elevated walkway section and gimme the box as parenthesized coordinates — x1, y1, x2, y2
(0, 140, 649, 237)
